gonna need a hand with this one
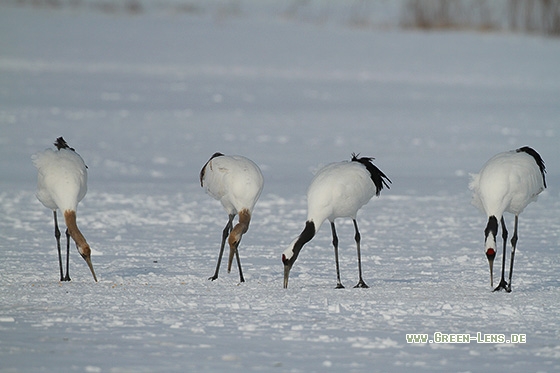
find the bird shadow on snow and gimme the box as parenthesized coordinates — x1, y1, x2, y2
(379, 278, 416, 285)
(99, 261, 168, 281)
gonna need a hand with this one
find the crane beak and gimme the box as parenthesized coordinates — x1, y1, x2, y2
(486, 248, 495, 288)
(283, 264, 291, 289)
(84, 256, 98, 282)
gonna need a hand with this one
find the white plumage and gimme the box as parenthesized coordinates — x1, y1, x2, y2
(200, 152, 264, 283)
(282, 154, 391, 289)
(470, 146, 546, 292)
(307, 162, 376, 224)
(32, 137, 97, 282)
(34, 146, 87, 213)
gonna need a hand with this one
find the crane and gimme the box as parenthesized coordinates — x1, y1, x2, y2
(282, 153, 390, 289)
(470, 146, 546, 292)
(32, 137, 97, 282)
(200, 152, 264, 283)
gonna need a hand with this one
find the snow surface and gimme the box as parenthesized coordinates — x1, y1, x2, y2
(1, 3, 560, 372)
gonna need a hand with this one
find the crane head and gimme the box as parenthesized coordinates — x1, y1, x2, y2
(282, 252, 295, 289)
(282, 221, 316, 289)
(486, 248, 495, 288)
(484, 216, 498, 288)
(77, 244, 98, 282)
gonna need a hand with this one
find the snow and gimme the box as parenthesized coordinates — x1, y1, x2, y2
(1, 3, 560, 372)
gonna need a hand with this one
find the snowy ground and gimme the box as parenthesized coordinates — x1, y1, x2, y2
(1, 3, 560, 372)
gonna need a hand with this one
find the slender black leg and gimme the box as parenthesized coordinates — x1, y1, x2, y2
(493, 217, 508, 291)
(63, 228, 71, 281)
(234, 246, 245, 283)
(53, 211, 64, 281)
(330, 222, 344, 289)
(209, 214, 234, 281)
(353, 219, 369, 288)
(506, 215, 519, 293)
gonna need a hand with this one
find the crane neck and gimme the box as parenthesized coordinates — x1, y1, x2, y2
(63, 210, 89, 253)
(293, 220, 316, 257)
(229, 209, 251, 244)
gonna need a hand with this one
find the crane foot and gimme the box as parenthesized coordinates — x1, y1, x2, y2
(493, 279, 509, 292)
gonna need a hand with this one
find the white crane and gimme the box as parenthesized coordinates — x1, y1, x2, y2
(282, 153, 391, 289)
(32, 137, 98, 282)
(470, 146, 546, 292)
(200, 152, 264, 283)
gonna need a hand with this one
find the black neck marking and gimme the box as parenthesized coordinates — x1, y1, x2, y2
(351, 153, 392, 196)
(485, 215, 498, 240)
(199, 152, 225, 187)
(285, 220, 316, 265)
(516, 146, 547, 188)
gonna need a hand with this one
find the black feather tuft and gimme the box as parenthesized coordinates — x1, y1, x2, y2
(54, 137, 86, 168)
(200, 152, 225, 187)
(54, 137, 75, 151)
(516, 146, 547, 188)
(351, 153, 391, 196)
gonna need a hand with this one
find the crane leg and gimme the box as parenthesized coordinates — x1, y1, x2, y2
(353, 219, 368, 288)
(63, 228, 71, 281)
(330, 222, 344, 289)
(506, 215, 519, 293)
(493, 217, 508, 292)
(209, 214, 234, 281)
(234, 247, 245, 283)
(53, 211, 64, 282)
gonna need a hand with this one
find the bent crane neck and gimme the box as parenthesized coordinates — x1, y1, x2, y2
(229, 209, 251, 244)
(63, 210, 89, 251)
(291, 220, 316, 260)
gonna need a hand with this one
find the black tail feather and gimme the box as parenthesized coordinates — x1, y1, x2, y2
(200, 152, 225, 187)
(54, 137, 87, 168)
(54, 137, 74, 151)
(351, 153, 391, 196)
(517, 146, 547, 188)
